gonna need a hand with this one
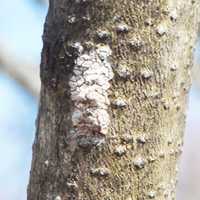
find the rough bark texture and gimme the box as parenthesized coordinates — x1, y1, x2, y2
(28, 0, 200, 200)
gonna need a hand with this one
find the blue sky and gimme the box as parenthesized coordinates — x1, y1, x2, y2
(0, 74, 37, 199)
(0, 0, 47, 62)
(0, 0, 47, 199)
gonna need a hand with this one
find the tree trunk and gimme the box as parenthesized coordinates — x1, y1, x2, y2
(28, 1, 200, 200)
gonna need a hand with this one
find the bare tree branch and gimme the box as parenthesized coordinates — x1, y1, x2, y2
(34, 0, 48, 5)
(0, 43, 40, 97)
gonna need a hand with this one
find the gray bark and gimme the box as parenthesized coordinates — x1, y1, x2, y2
(28, 0, 200, 200)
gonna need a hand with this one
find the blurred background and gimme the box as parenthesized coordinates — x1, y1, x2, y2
(0, 1, 199, 199)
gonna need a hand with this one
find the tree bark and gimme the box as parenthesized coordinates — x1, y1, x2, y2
(28, 0, 200, 200)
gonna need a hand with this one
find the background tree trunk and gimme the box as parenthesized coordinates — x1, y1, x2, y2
(28, 0, 200, 200)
